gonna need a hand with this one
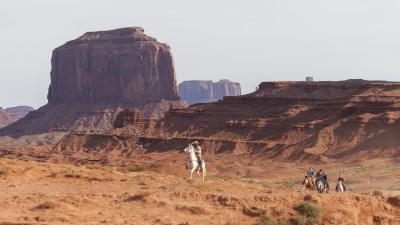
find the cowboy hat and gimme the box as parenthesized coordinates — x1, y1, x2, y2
(192, 141, 199, 145)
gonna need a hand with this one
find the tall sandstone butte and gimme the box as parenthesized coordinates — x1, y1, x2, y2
(178, 79, 241, 105)
(48, 27, 180, 104)
(0, 27, 186, 137)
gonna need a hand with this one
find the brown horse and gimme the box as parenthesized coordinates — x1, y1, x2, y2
(302, 176, 314, 191)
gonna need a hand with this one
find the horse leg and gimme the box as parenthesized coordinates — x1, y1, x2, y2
(189, 164, 195, 180)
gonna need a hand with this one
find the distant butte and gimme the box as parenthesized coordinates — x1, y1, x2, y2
(0, 27, 187, 137)
(5, 106, 34, 119)
(0, 107, 17, 128)
(178, 80, 241, 105)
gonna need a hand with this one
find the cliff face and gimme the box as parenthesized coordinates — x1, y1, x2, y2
(178, 79, 241, 105)
(5, 106, 34, 119)
(0, 27, 187, 137)
(60, 80, 400, 163)
(48, 27, 180, 105)
(0, 107, 17, 128)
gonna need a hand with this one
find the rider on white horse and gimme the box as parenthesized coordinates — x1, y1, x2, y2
(337, 173, 346, 191)
(192, 141, 202, 170)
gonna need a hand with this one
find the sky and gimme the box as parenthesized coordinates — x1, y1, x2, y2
(1, 0, 400, 109)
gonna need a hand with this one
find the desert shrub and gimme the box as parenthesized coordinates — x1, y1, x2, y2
(276, 208, 285, 216)
(64, 173, 75, 178)
(338, 208, 348, 215)
(225, 222, 239, 225)
(258, 208, 268, 215)
(290, 215, 307, 225)
(293, 201, 321, 225)
(34, 201, 56, 210)
(149, 163, 163, 173)
(175, 205, 209, 215)
(125, 192, 150, 201)
(373, 190, 383, 196)
(48, 172, 58, 177)
(0, 169, 10, 176)
(360, 192, 370, 195)
(256, 216, 278, 225)
(248, 179, 256, 184)
(217, 175, 234, 180)
(129, 165, 147, 172)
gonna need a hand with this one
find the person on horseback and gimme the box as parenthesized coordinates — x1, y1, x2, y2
(337, 173, 346, 191)
(322, 171, 329, 190)
(307, 167, 315, 187)
(316, 169, 323, 180)
(192, 141, 203, 169)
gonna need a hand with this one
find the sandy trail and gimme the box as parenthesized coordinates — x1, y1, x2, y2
(1, 158, 400, 225)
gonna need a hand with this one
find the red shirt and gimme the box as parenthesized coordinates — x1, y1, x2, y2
(338, 177, 345, 183)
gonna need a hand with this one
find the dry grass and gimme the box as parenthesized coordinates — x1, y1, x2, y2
(34, 201, 57, 210)
(125, 192, 151, 202)
(175, 205, 209, 215)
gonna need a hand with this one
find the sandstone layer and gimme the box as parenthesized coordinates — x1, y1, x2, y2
(0, 27, 187, 137)
(5, 106, 34, 119)
(178, 79, 241, 105)
(51, 80, 400, 165)
(0, 107, 17, 128)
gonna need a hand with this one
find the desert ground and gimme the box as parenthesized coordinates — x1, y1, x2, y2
(1, 154, 399, 225)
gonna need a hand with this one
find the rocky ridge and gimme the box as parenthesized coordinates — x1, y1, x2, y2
(0, 107, 17, 128)
(50, 80, 400, 164)
(5, 106, 34, 119)
(178, 79, 241, 105)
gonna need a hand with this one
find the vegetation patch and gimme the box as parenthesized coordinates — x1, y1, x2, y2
(34, 201, 57, 210)
(256, 215, 278, 225)
(175, 205, 209, 215)
(290, 215, 308, 225)
(292, 201, 321, 225)
(373, 190, 383, 196)
(125, 192, 151, 202)
(129, 163, 163, 173)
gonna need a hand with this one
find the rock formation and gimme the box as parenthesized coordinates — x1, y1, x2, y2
(178, 79, 241, 105)
(0, 27, 187, 137)
(0, 107, 17, 128)
(52, 80, 400, 163)
(5, 106, 34, 119)
(48, 27, 180, 105)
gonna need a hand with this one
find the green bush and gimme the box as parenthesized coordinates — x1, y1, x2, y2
(256, 216, 278, 225)
(372, 190, 383, 196)
(129, 165, 147, 172)
(293, 201, 321, 225)
(290, 215, 307, 225)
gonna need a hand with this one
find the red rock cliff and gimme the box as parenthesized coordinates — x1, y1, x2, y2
(48, 27, 180, 105)
(0, 27, 187, 137)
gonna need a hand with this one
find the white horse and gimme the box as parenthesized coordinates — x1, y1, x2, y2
(336, 181, 345, 192)
(316, 179, 328, 193)
(183, 144, 206, 181)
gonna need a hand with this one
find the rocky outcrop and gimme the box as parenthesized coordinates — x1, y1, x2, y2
(5, 106, 34, 119)
(114, 109, 151, 129)
(48, 27, 180, 104)
(0, 107, 17, 128)
(58, 80, 400, 162)
(178, 79, 241, 105)
(0, 27, 187, 137)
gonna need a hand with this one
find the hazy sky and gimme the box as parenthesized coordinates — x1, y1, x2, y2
(1, 0, 400, 109)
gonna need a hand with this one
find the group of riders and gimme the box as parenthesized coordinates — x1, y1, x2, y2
(305, 167, 346, 192)
(187, 141, 347, 192)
